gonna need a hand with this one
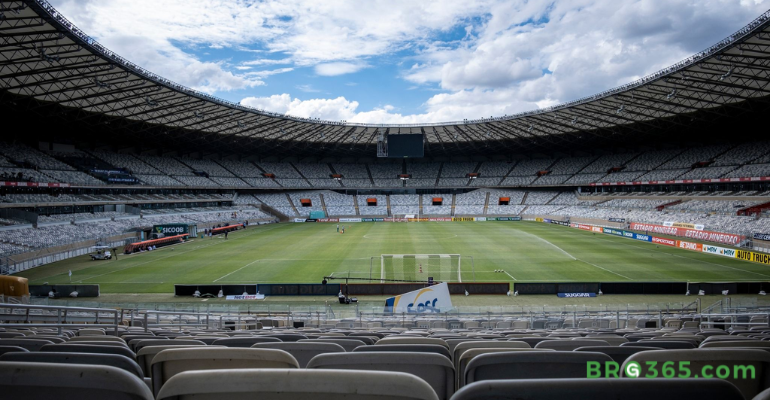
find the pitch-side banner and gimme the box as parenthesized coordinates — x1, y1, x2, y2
(384, 282, 452, 313)
(630, 222, 743, 246)
(702, 244, 737, 258)
(339, 218, 362, 223)
(754, 233, 770, 241)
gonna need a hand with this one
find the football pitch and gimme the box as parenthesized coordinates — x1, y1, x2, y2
(14, 221, 770, 294)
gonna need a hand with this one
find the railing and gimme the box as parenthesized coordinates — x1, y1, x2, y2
(0, 303, 119, 335)
(700, 312, 770, 331)
(29, 0, 770, 127)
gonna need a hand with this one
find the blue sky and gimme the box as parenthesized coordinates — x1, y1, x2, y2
(51, 0, 768, 123)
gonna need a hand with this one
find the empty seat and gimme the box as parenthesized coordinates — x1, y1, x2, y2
(0, 338, 54, 351)
(78, 329, 107, 336)
(150, 347, 299, 397)
(353, 344, 452, 359)
(136, 345, 212, 377)
(252, 342, 345, 368)
(465, 351, 613, 385)
(574, 346, 658, 364)
(308, 352, 453, 400)
(298, 338, 366, 351)
(453, 341, 530, 371)
(451, 378, 743, 400)
(507, 337, 558, 347)
(0, 362, 153, 400)
(583, 335, 629, 346)
(377, 337, 449, 348)
(0, 345, 28, 356)
(701, 340, 770, 348)
(458, 348, 554, 388)
(41, 343, 136, 360)
(70, 336, 127, 344)
(262, 333, 308, 342)
(0, 352, 144, 379)
(156, 369, 438, 400)
(133, 339, 203, 353)
(535, 339, 610, 351)
(623, 349, 770, 399)
(320, 335, 377, 345)
(0, 332, 26, 338)
(623, 341, 695, 350)
(211, 337, 281, 347)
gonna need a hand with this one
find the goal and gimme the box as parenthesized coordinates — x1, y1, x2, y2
(378, 254, 466, 283)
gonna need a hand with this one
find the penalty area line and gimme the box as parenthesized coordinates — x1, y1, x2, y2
(214, 259, 260, 282)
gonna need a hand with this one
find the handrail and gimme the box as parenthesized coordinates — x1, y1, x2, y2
(29, 0, 770, 127)
(0, 303, 119, 335)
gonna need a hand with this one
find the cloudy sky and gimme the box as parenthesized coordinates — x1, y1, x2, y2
(50, 0, 768, 124)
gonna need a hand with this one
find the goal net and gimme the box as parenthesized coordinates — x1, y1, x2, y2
(380, 254, 462, 283)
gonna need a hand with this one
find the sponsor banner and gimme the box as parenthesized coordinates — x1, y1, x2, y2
(153, 224, 189, 235)
(677, 240, 703, 252)
(494, 217, 522, 221)
(754, 233, 770, 241)
(550, 220, 569, 226)
(633, 233, 652, 242)
(603, 228, 624, 237)
(384, 282, 452, 313)
(452, 217, 475, 222)
(408, 218, 429, 222)
(652, 236, 677, 247)
(608, 218, 626, 223)
(736, 250, 770, 265)
(535, 218, 544, 222)
(591, 226, 603, 233)
(0, 181, 70, 188)
(571, 223, 592, 231)
(557, 293, 596, 298)
(225, 294, 265, 300)
(475, 217, 488, 222)
(702, 245, 737, 258)
(339, 218, 362, 223)
(305, 219, 317, 222)
(428, 218, 452, 222)
(670, 222, 704, 230)
(293, 218, 307, 223)
(629, 222, 743, 246)
(317, 218, 340, 223)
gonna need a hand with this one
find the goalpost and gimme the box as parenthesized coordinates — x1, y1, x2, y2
(377, 254, 467, 283)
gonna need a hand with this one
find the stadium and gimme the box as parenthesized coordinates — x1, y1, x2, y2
(2, 0, 770, 398)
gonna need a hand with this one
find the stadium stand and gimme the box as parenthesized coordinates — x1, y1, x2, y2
(323, 192, 357, 216)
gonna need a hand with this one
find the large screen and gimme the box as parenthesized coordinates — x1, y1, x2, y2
(388, 134, 424, 158)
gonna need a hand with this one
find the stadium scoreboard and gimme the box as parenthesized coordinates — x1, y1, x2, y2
(387, 134, 424, 158)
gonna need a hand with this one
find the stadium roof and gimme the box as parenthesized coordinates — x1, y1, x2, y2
(2, 1, 770, 158)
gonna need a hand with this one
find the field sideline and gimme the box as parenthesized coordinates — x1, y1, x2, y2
(13, 221, 770, 294)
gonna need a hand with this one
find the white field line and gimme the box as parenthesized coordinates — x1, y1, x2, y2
(77, 226, 268, 283)
(595, 237, 770, 278)
(503, 271, 517, 281)
(518, 228, 630, 280)
(214, 259, 260, 282)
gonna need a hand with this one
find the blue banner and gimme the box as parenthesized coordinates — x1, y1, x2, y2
(632, 233, 652, 242)
(557, 293, 596, 298)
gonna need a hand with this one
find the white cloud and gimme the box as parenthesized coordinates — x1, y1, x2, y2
(241, 94, 359, 121)
(314, 62, 368, 76)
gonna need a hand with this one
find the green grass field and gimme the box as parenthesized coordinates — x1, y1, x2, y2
(14, 221, 770, 294)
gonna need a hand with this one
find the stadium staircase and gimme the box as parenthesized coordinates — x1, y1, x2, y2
(483, 192, 490, 215)
(286, 194, 300, 216)
(319, 194, 329, 216)
(290, 162, 313, 187)
(434, 162, 443, 187)
(544, 192, 560, 204)
(353, 195, 360, 216)
(256, 202, 290, 222)
(364, 164, 375, 186)
(657, 200, 684, 211)
(521, 192, 529, 204)
(530, 159, 560, 185)
(386, 195, 392, 217)
(469, 162, 482, 186)
(737, 201, 770, 216)
(497, 161, 518, 186)
(216, 160, 251, 187)
(451, 194, 457, 217)
(418, 195, 424, 215)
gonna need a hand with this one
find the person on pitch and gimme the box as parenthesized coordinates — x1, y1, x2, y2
(337, 224, 339, 233)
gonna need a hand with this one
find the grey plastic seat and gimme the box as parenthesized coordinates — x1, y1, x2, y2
(0, 338, 54, 351)
(187, 337, 220, 345)
(252, 342, 345, 368)
(41, 343, 136, 360)
(574, 346, 659, 364)
(134, 339, 203, 353)
(465, 351, 613, 385)
(136, 345, 213, 377)
(0, 345, 29, 356)
(299, 338, 366, 351)
(701, 340, 770, 348)
(213, 337, 281, 347)
(150, 347, 299, 397)
(308, 352, 454, 400)
(507, 337, 558, 347)
(321, 335, 376, 345)
(452, 378, 743, 400)
(0, 362, 153, 400)
(376, 336, 448, 348)
(0, 332, 26, 338)
(70, 336, 127, 344)
(535, 339, 610, 351)
(453, 341, 531, 372)
(156, 369, 439, 400)
(457, 348, 554, 388)
(262, 333, 308, 342)
(623, 349, 770, 399)
(353, 344, 452, 359)
(623, 341, 695, 349)
(0, 351, 144, 379)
